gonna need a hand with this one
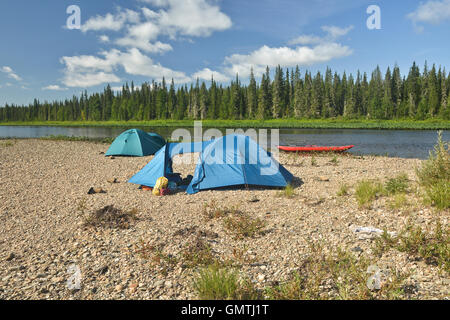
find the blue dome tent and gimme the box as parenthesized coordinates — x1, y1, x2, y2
(105, 129, 166, 157)
(128, 134, 293, 194)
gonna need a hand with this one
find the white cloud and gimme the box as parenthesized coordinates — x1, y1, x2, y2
(42, 85, 68, 91)
(99, 35, 110, 43)
(139, 0, 170, 6)
(60, 48, 190, 87)
(154, 0, 232, 38)
(107, 48, 191, 82)
(116, 21, 173, 53)
(223, 43, 353, 78)
(288, 35, 324, 46)
(116, 37, 173, 54)
(1, 66, 13, 73)
(1, 66, 22, 81)
(289, 25, 353, 45)
(192, 68, 230, 82)
(81, 1, 231, 57)
(321, 25, 354, 39)
(81, 8, 140, 32)
(63, 72, 121, 88)
(408, 0, 450, 28)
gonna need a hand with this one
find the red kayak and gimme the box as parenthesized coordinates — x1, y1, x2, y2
(278, 145, 355, 152)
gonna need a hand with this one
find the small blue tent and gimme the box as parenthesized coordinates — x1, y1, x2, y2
(105, 129, 166, 157)
(128, 134, 293, 194)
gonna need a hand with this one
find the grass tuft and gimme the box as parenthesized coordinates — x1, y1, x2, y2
(194, 264, 261, 300)
(385, 173, 409, 195)
(388, 194, 408, 210)
(330, 155, 339, 165)
(279, 184, 295, 198)
(355, 180, 384, 208)
(337, 183, 350, 196)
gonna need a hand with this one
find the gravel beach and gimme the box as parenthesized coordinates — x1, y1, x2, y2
(0, 139, 448, 300)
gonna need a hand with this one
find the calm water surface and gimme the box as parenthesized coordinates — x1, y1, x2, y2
(0, 125, 448, 159)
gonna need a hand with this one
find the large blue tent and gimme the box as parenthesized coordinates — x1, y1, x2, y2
(105, 129, 166, 157)
(128, 134, 293, 194)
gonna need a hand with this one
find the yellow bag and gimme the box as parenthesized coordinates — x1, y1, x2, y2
(153, 177, 169, 196)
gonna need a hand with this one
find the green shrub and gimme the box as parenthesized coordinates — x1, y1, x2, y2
(416, 131, 449, 210)
(416, 131, 449, 188)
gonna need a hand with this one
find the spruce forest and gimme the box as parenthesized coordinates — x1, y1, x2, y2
(1, 62, 449, 122)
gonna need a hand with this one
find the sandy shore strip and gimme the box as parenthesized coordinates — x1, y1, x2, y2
(0, 139, 448, 300)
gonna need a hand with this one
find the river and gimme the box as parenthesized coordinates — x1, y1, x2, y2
(0, 125, 448, 159)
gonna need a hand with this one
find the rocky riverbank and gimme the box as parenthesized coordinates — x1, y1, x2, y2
(0, 139, 448, 300)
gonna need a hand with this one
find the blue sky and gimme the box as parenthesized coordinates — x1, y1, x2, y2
(1, 0, 450, 105)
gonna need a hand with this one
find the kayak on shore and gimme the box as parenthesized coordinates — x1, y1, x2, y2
(278, 145, 355, 152)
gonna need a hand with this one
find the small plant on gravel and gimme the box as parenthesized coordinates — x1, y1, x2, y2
(311, 156, 318, 167)
(330, 155, 339, 165)
(223, 212, 267, 239)
(193, 264, 261, 300)
(83, 205, 138, 229)
(135, 239, 178, 274)
(388, 194, 408, 210)
(416, 131, 449, 210)
(385, 173, 409, 195)
(182, 237, 217, 268)
(278, 184, 295, 198)
(265, 243, 406, 300)
(355, 180, 385, 208)
(222, 246, 256, 267)
(0, 140, 15, 147)
(337, 183, 350, 196)
(202, 200, 243, 220)
(374, 220, 449, 272)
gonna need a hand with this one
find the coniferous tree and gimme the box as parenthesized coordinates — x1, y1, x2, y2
(272, 66, 284, 119)
(247, 68, 257, 119)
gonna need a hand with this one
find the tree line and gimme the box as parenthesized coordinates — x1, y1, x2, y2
(1, 62, 449, 122)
